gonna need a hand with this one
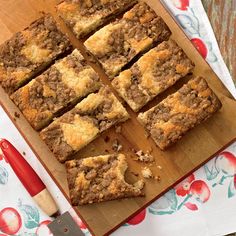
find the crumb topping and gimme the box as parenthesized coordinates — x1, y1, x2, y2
(0, 14, 71, 94)
(112, 39, 194, 111)
(138, 77, 222, 149)
(85, 2, 171, 78)
(65, 154, 144, 205)
(40, 87, 129, 162)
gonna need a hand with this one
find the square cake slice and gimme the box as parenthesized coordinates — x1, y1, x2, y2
(66, 153, 144, 205)
(112, 39, 195, 111)
(11, 49, 101, 130)
(0, 14, 71, 94)
(84, 2, 171, 79)
(40, 86, 129, 162)
(56, 0, 137, 38)
(138, 77, 222, 149)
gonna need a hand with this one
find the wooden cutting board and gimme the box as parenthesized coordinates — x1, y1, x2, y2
(0, 0, 236, 235)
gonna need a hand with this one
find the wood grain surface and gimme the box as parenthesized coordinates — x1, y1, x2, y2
(0, 1, 236, 235)
(202, 0, 236, 85)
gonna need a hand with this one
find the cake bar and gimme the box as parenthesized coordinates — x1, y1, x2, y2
(85, 2, 171, 79)
(65, 153, 144, 205)
(40, 86, 129, 162)
(112, 39, 194, 111)
(0, 14, 71, 94)
(138, 77, 222, 149)
(56, 0, 137, 38)
(11, 49, 101, 130)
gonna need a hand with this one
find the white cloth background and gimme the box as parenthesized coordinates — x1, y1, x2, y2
(0, 1, 235, 236)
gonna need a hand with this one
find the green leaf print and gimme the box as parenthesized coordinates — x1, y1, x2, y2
(148, 189, 178, 215)
(204, 165, 219, 181)
(19, 204, 40, 229)
(228, 179, 236, 198)
(165, 189, 178, 210)
(148, 208, 175, 215)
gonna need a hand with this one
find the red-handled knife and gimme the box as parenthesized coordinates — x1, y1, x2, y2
(0, 139, 58, 217)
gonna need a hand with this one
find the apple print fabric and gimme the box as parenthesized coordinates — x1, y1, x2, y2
(162, 0, 236, 99)
(111, 143, 236, 236)
(0, 1, 236, 236)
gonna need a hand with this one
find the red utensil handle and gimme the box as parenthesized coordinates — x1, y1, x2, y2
(0, 139, 46, 197)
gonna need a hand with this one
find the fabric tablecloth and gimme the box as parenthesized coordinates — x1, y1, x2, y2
(0, 0, 236, 236)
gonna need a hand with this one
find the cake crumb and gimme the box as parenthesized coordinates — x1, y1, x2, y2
(155, 175, 161, 181)
(141, 167, 153, 179)
(112, 139, 122, 152)
(115, 125, 122, 133)
(22, 151, 26, 156)
(14, 112, 20, 118)
(157, 165, 162, 170)
(135, 150, 154, 163)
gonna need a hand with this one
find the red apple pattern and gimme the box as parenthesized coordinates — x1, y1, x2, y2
(190, 180, 210, 203)
(216, 152, 236, 176)
(127, 209, 146, 225)
(171, 0, 190, 10)
(208, 151, 236, 198)
(149, 174, 211, 215)
(191, 38, 208, 59)
(175, 175, 210, 203)
(36, 220, 52, 236)
(175, 174, 195, 197)
(0, 207, 22, 235)
(171, 0, 219, 62)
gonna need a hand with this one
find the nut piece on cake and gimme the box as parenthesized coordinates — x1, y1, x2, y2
(84, 2, 171, 79)
(56, 0, 137, 38)
(40, 86, 129, 162)
(11, 49, 101, 130)
(65, 153, 144, 205)
(138, 77, 222, 149)
(112, 39, 194, 111)
(0, 14, 71, 94)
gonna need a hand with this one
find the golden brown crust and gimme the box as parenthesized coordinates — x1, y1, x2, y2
(138, 77, 222, 149)
(40, 86, 129, 162)
(65, 153, 144, 205)
(112, 39, 194, 111)
(0, 14, 71, 94)
(56, 0, 137, 38)
(85, 2, 171, 79)
(11, 49, 101, 130)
